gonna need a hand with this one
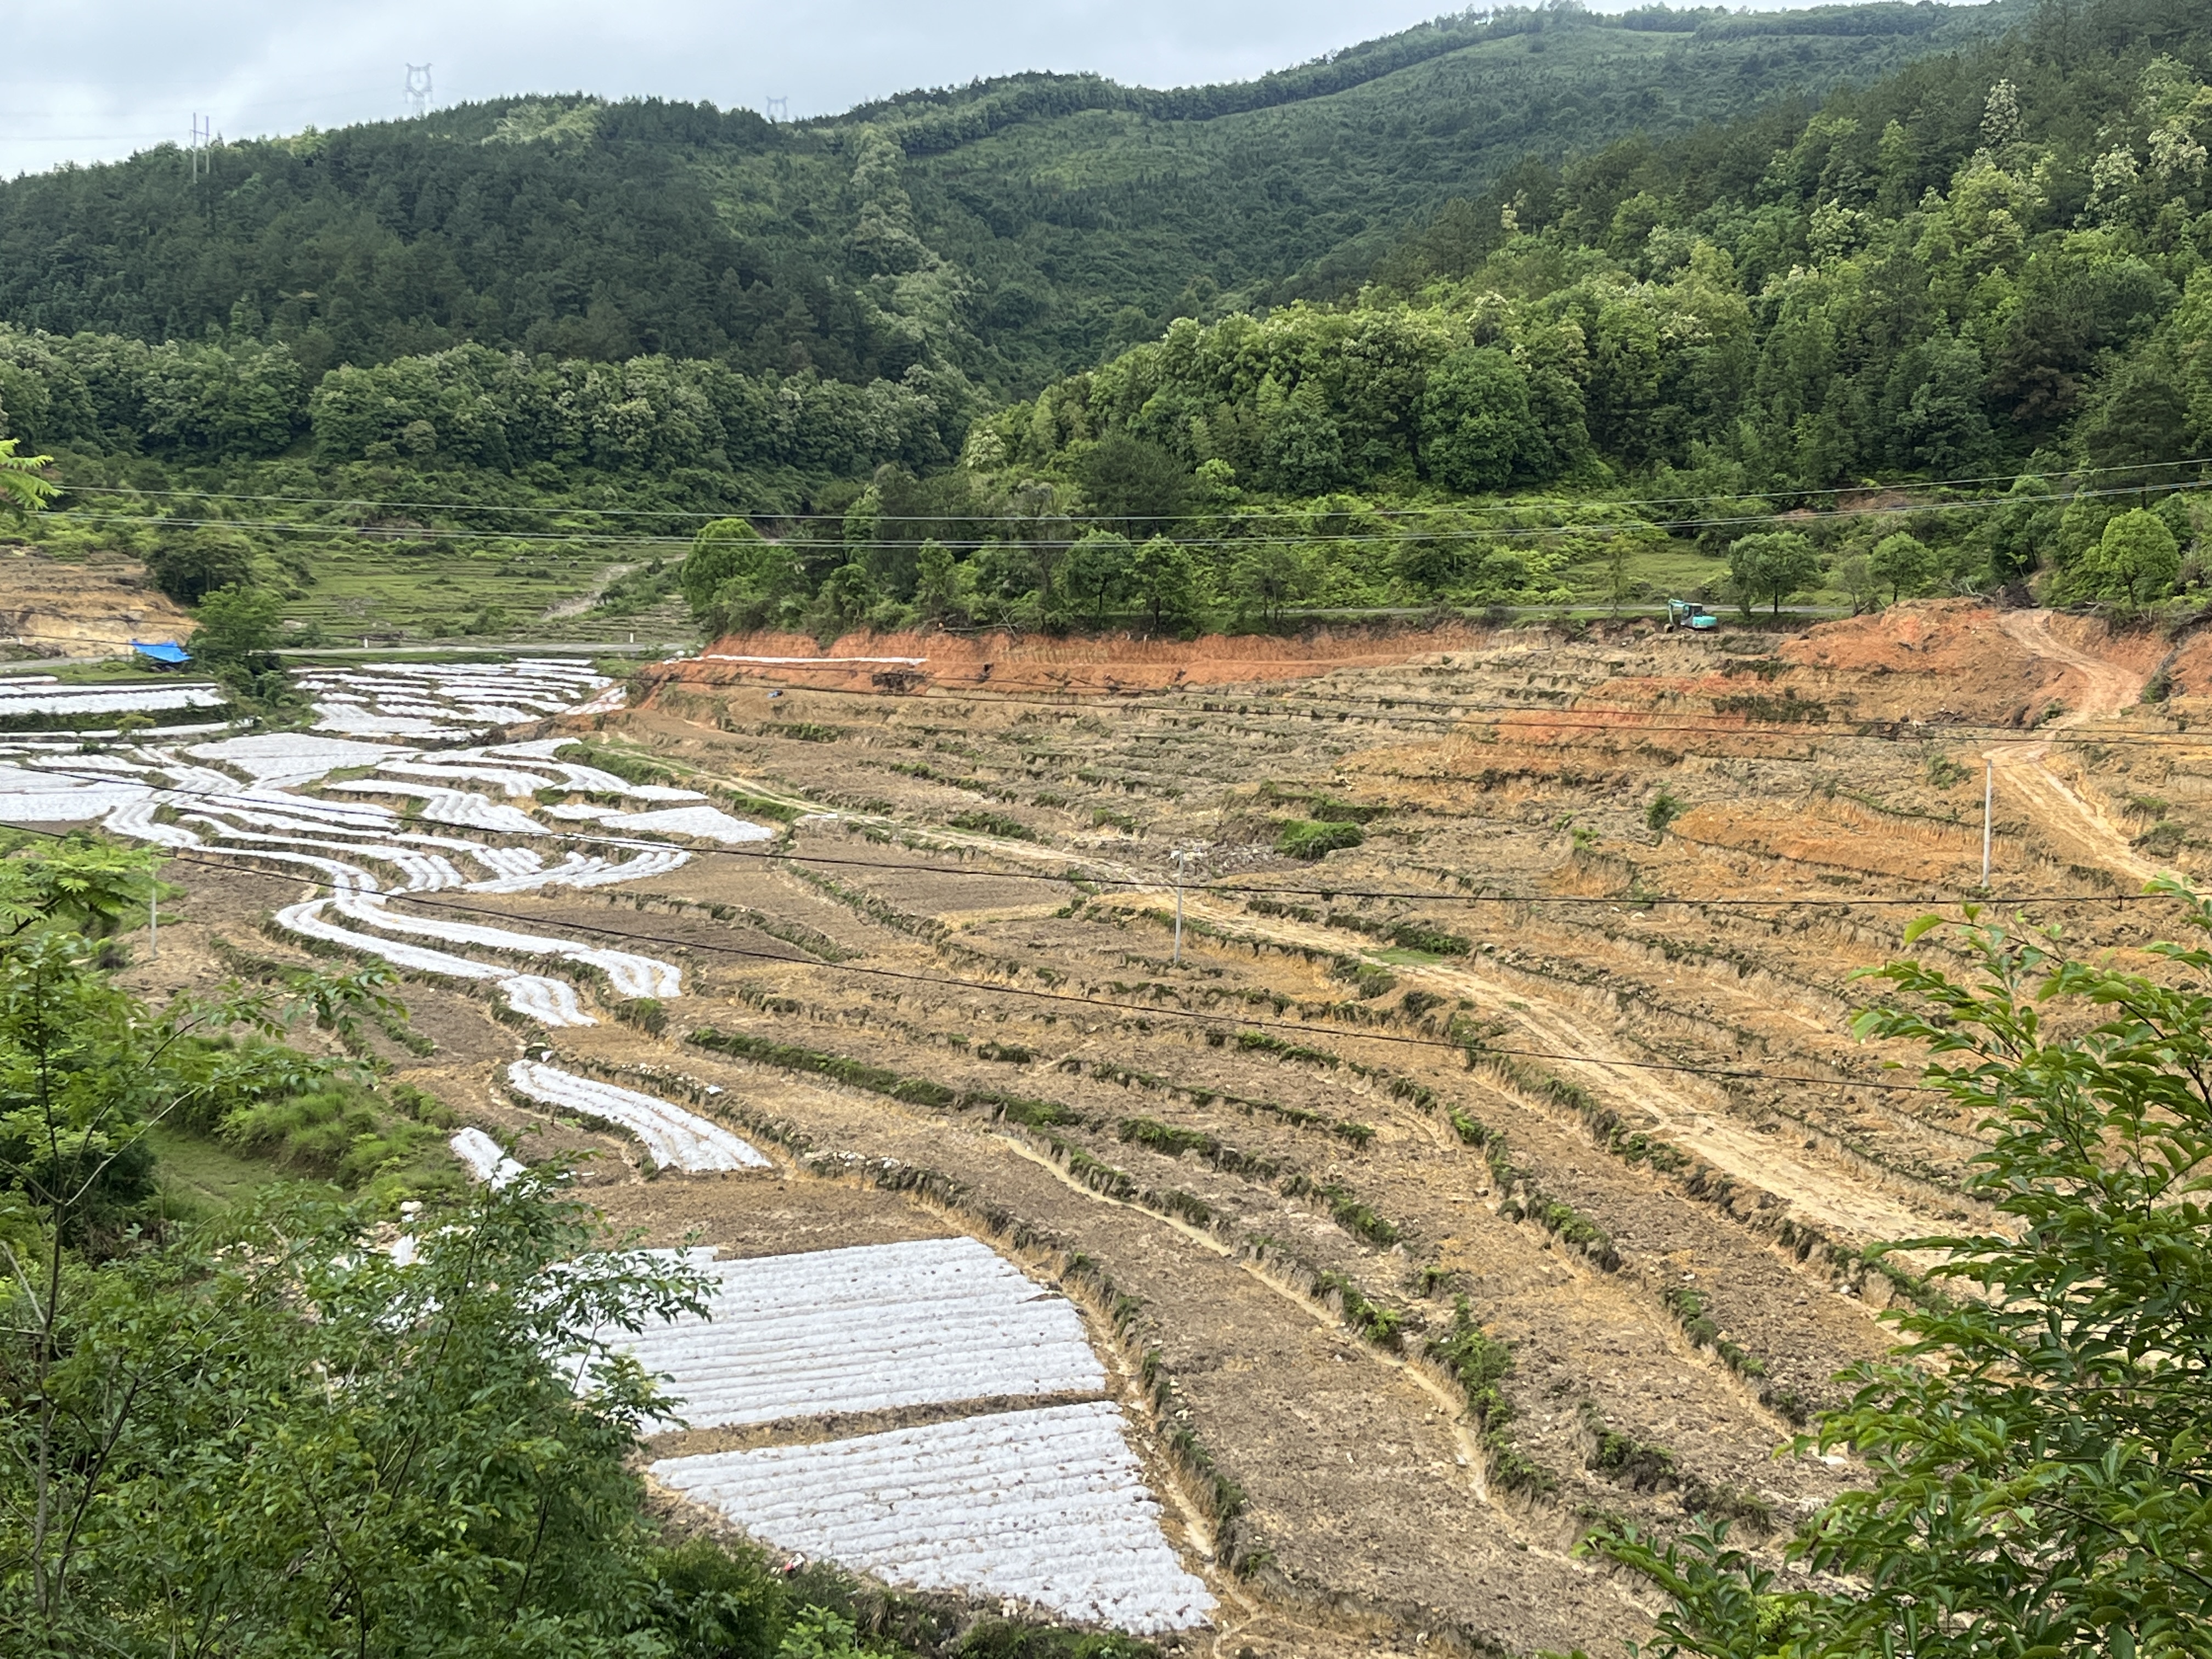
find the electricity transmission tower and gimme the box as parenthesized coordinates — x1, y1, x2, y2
(189, 114, 210, 183)
(765, 95, 789, 122)
(404, 64, 433, 119)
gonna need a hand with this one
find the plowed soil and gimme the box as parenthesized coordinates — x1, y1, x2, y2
(140, 599, 2212, 1657)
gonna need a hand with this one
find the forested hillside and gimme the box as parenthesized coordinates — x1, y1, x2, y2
(0, 2, 2023, 403)
(931, 0, 2212, 627)
(0, 0, 2205, 644)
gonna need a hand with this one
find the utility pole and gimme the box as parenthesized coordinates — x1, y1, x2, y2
(1982, 759, 1994, 888)
(1171, 849, 1188, 966)
(189, 114, 210, 183)
(404, 64, 433, 119)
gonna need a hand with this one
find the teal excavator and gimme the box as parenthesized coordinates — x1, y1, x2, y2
(1666, 599, 1718, 631)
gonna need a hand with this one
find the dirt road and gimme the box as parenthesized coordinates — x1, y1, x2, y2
(1178, 896, 1952, 1248)
(626, 744, 1958, 1250)
(1986, 612, 2160, 883)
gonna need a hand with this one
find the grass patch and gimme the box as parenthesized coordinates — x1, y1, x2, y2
(689, 1028, 1082, 1132)
(144, 1124, 292, 1219)
(1283, 1173, 1401, 1246)
(947, 809, 1037, 840)
(1372, 945, 1442, 965)
(1712, 690, 1828, 724)
(1925, 753, 1972, 789)
(1717, 656, 1791, 680)
(218, 1081, 448, 1190)
(1234, 1029, 1339, 1068)
(613, 996, 668, 1036)
(1331, 960, 1398, 1000)
(1118, 1117, 1214, 1158)
(1387, 922, 1469, 956)
(558, 742, 800, 822)
(1444, 1086, 1620, 1269)
(1113, 1116, 1280, 1181)
(707, 905, 851, 962)
(1580, 1401, 1678, 1488)
(690, 1028, 958, 1107)
(1662, 1283, 1768, 1384)
(1429, 1300, 1557, 1499)
(1314, 1270, 1406, 1347)
(1276, 818, 1365, 860)
(989, 1093, 1082, 1128)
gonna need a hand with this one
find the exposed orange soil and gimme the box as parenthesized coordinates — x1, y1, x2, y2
(2158, 625, 2212, 713)
(1554, 600, 2164, 731)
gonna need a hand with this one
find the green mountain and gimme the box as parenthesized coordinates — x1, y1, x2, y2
(954, 0, 2212, 622)
(2, 0, 2204, 647)
(0, 1, 2030, 399)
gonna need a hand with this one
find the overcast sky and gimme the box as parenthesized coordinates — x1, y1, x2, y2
(7, 0, 1866, 179)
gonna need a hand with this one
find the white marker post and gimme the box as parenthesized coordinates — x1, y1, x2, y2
(1982, 759, 1994, 888)
(1171, 849, 1188, 966)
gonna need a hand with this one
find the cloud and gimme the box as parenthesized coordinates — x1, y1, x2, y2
(2, 0, 1452, 176)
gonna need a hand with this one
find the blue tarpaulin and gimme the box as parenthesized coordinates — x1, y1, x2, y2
(131, 640, 191, 666)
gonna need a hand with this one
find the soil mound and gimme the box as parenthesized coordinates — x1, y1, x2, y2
(1768, 600, 2165, 725)
(1493, 601, 2168, 736)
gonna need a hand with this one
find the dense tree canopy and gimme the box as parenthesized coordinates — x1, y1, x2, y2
(998, 0, 2212, 506)
(0, 4, 2028, 401)
(4, 0, 2209, 634)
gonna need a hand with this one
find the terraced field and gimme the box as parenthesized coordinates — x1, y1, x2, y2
(13, 600, 2207, 1656)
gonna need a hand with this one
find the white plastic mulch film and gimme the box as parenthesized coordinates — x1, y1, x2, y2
(448, 1126, 525, 1188)
(606, 1237, 1102, 1426)
(0, 661, 771, 1029)
(651, 1401, 1217, 1634)
(505, 1062, 769, 1173)
(0, 679, 228, 721)
(618, 1237, 1214, 1633)
(295, 658, 620, 738)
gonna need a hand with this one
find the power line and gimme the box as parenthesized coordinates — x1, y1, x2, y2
(4, 631, 2179, 757)
(40, 509, 688, 550)
(18, 629, 2207, 762)
(40, 475, 2212, 551)
(92, 828, 1954, 1098)
(703, 656, 2207, 746)
(12, 639, 2208, 775)
(13, 752, 2173, 911)
(0, 129, 206, 142)
(668, 673, 2211, 750)
(55, 453, 2212, 527)
(1, 78, 403, 120)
